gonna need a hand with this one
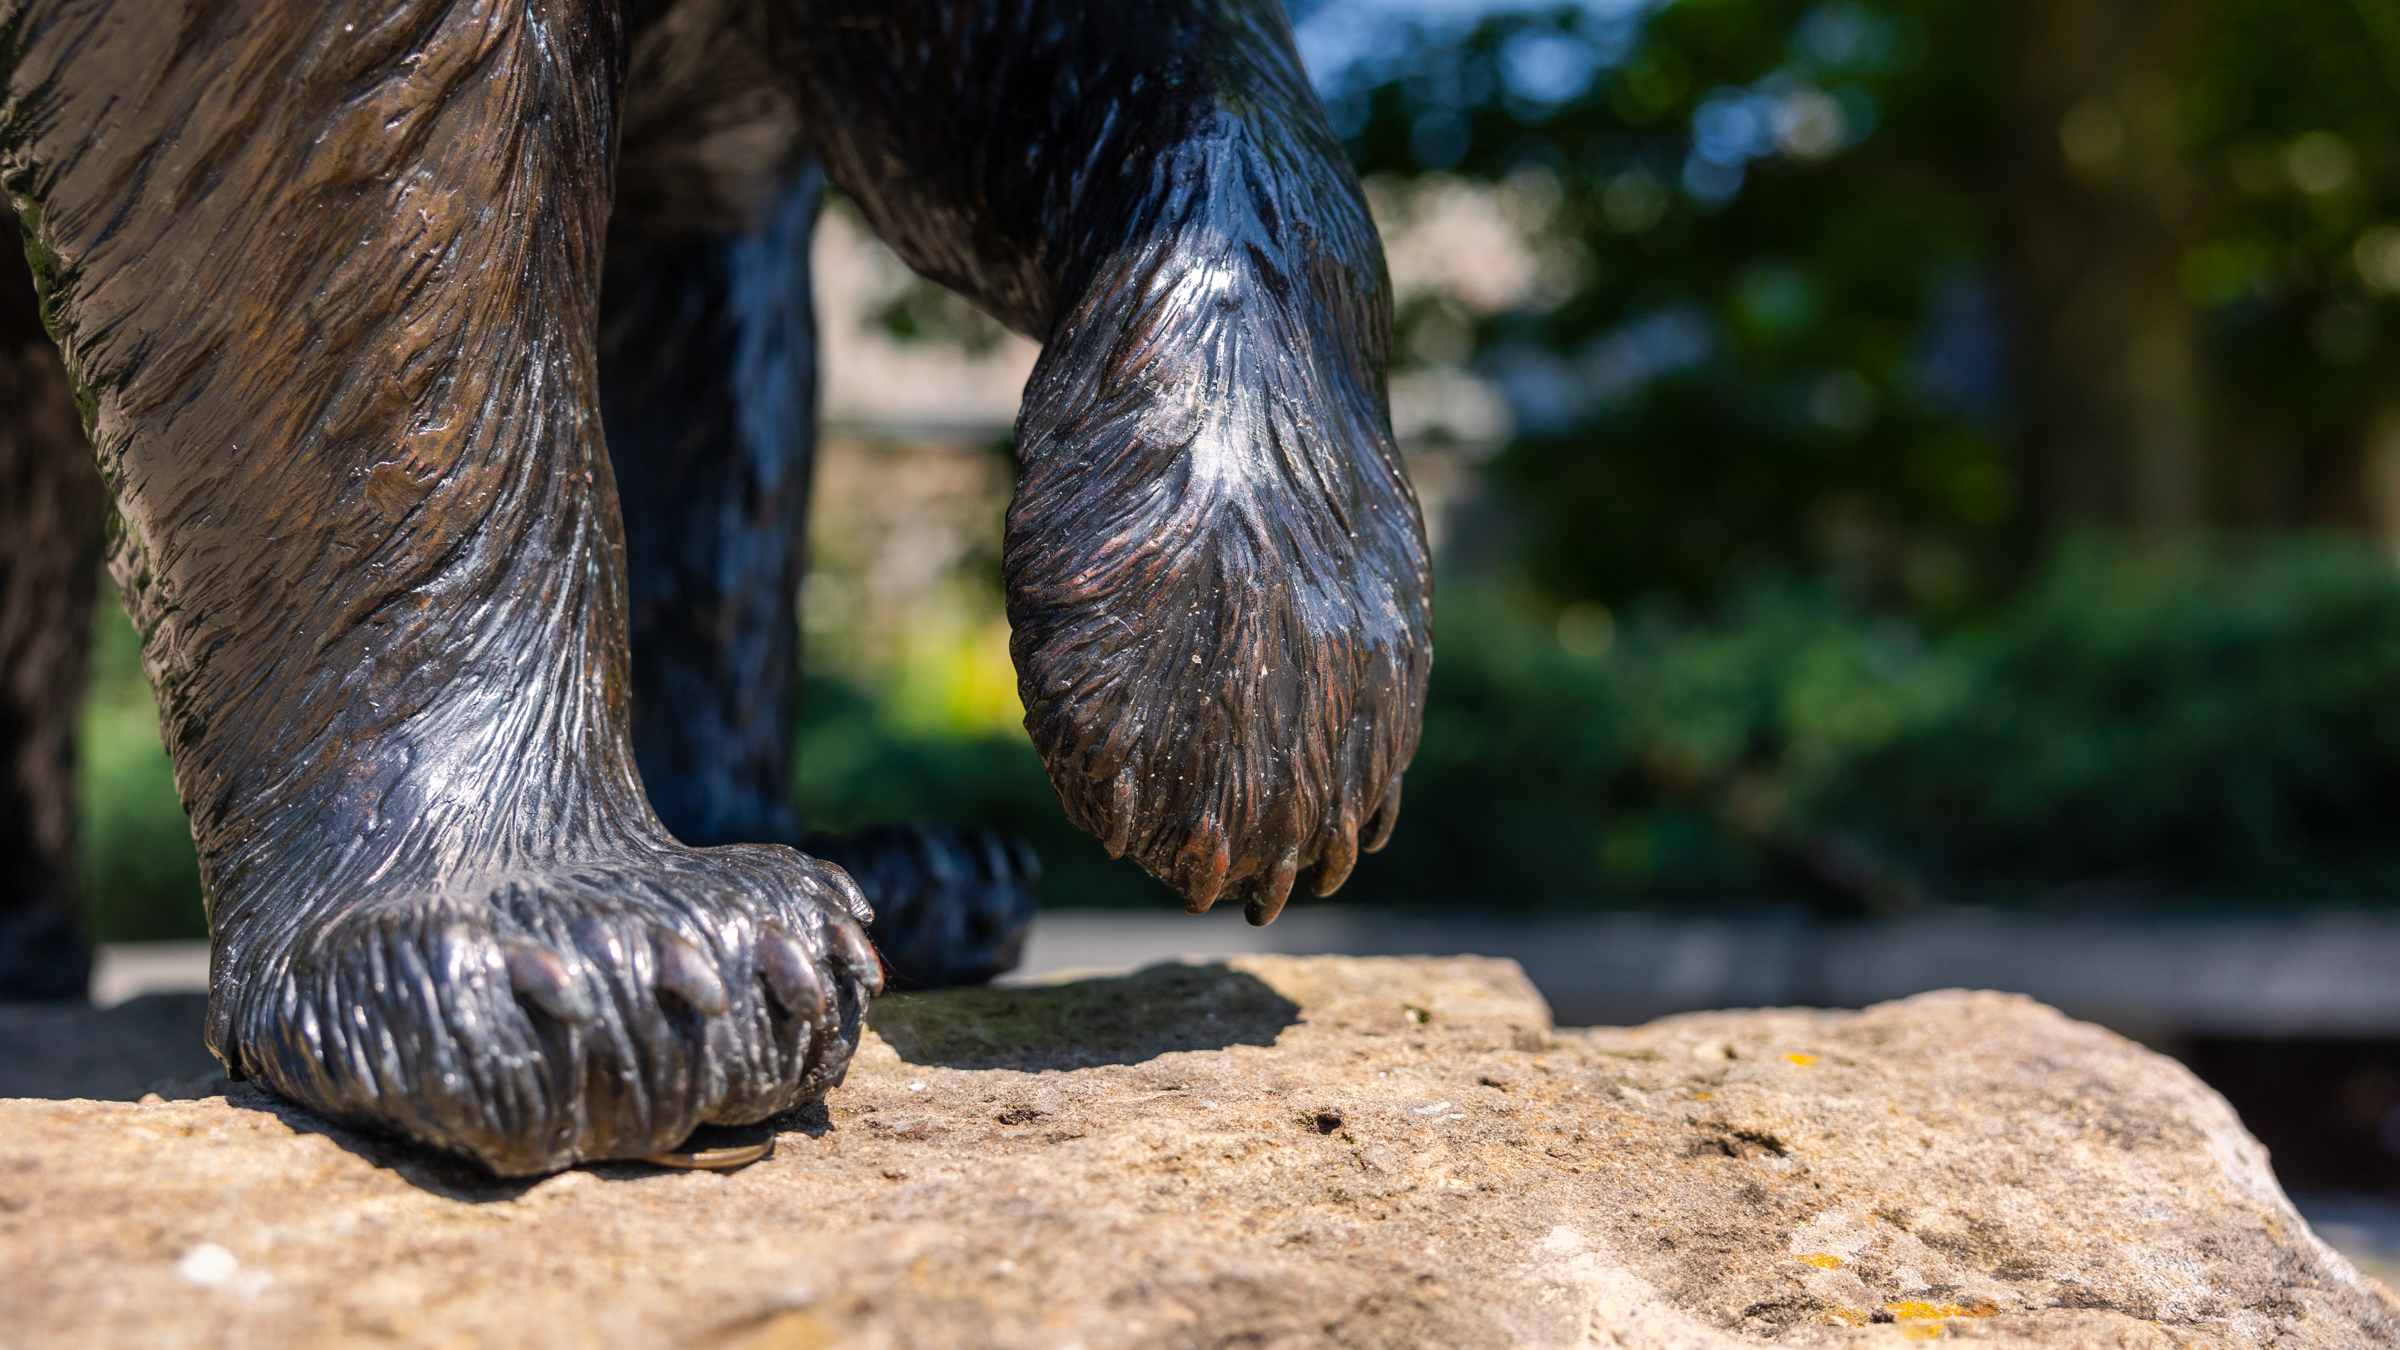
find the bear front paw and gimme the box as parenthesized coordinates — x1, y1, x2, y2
(210, 843, 881, 1174)
(1004, 190, 1432, 922)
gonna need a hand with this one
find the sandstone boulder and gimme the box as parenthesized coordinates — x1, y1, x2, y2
(0, 955, 2389, 1348)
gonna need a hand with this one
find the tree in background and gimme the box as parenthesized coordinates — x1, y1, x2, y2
(1312, 0, 2400, 607)
(2186, 1, 2400, 538)
(2005, 0, 2209, 539)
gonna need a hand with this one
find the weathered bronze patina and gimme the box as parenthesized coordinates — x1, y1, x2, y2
(0, 0, 1431, 1173)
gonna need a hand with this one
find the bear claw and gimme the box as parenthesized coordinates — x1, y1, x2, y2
(828, 918, 885, 997)
(1312, 809, 1361, 899)
(1247, 849, 1300, 927)
(1362, 773, 1404, 855)
(1181, 831, 1233, 915)
(758, 924, 827, 1021)
(653, 930, 728, 1016)
(503, 940, 595, 1024)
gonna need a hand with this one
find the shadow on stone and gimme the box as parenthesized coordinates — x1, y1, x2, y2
(234, 1084, 839, 1201)
(0, 992, 833, 1199)
(214, 1084, 550, 1204)
(0, 993, 220, 1100)
(867, 961, 1301, 1071)
(1, 964, 1301, 1191)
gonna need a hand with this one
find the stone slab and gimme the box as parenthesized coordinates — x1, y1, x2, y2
(1, 956, 2390, 1348)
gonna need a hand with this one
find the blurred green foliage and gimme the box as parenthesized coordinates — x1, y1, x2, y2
(791, 670, 1180, 911)
(1837, 537, 2400, 903)
(798, 534, 2400, 915)
(78, 588, 204, 942)
(1376, 536, 2400, 912)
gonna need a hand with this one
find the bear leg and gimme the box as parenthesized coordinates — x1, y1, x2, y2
(601, 19, 1035, 987)
(773, 0, 1434, 922)
(603, 168, 823, 854)
(804, 822, 1037, 989)
(3, 0, 878, 1172)
(0, 200, 103, 999)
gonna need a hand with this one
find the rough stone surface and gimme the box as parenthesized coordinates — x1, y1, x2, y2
(0, 956, 2390, 1348)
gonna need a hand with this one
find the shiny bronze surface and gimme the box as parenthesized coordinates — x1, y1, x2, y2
(782, 0, 1432, 915)
(0, 0, 1427, 1171)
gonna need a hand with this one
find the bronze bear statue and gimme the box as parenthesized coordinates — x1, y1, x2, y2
(0, 0, 1431, 1173)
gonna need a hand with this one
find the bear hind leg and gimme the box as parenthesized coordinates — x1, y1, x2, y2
(0, 199, 103, 1000)
(601, 36, 1036, 990)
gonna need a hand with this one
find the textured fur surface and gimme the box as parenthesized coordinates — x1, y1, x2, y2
(784, 0, 1432, 921)
(809, 821, 1040, 990)
(0, 0, 1426, 1170)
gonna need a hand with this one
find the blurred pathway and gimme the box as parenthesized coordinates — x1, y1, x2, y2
(77, 905, 2400, 1034)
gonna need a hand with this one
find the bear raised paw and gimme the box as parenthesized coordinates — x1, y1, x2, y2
(0, 0, 1430, 1173)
